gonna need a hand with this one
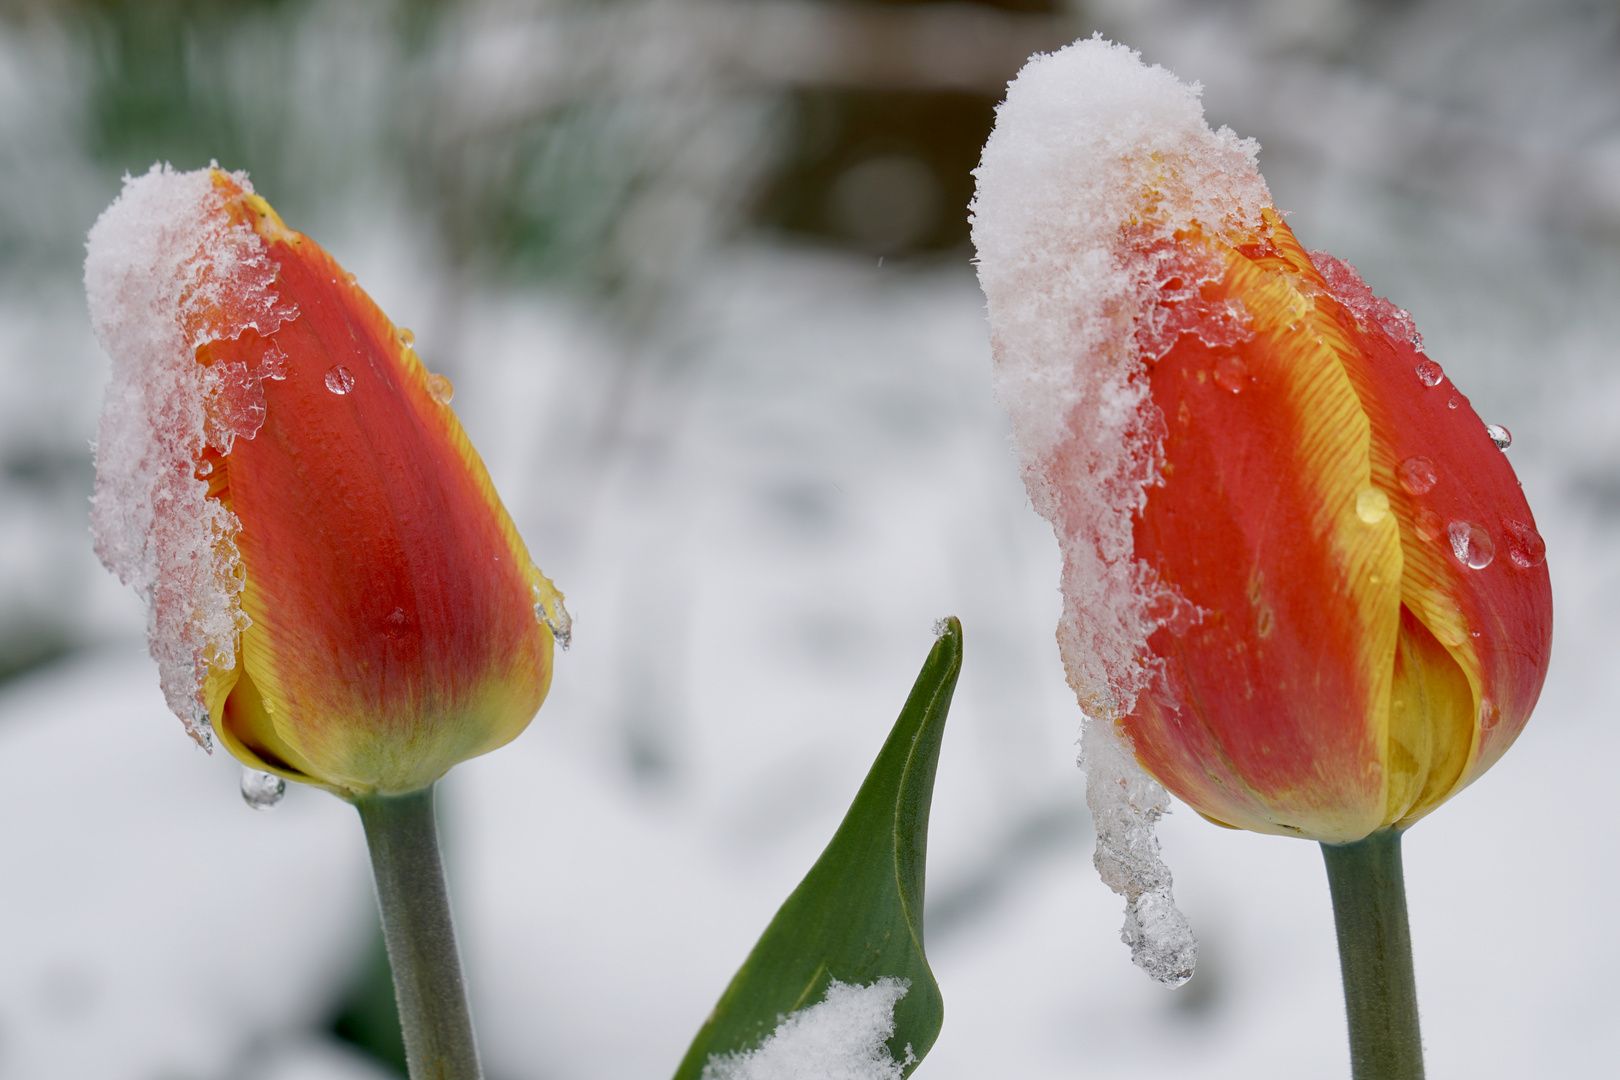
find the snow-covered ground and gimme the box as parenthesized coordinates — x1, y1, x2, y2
(4, 237, 1618, 1077)
(1, 1, 1618, 1077)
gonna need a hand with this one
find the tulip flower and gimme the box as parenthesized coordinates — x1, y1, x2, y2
(87, 164, 568, 1080)
(973, 38, 1551, 1078)
(1120, 210, 1551, 843)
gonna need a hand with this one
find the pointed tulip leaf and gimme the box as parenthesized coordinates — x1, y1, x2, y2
(672, 617, 963, 1080)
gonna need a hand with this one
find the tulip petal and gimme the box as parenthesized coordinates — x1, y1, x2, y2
(1385, 606, 1474, 823)
(212, 661, 325, 783)
(1308, 248, 1553, 816)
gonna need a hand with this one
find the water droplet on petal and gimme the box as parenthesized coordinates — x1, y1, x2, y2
(1447, 395, 1461, 410)
(325, 365, 356, 395)
(1397, 456, 1437, 495)
(1415, 359, 1444, 387)
(241, 767, 285, 810)
(397, 327, 416, 347)
(345, 272, 357, 284)
(195, 459, 214, 478)
(1448, 520, 1495, 569)
(1415, 508, 1443, 541)
(1486, 424, 1512, 449)
(1356, 488, 1390, 523)
(1502, 518, 1546, 568)
(1478, 699, 1500, 731)
(1213, 355, 1248, 394)
(425, 373, 454, 405)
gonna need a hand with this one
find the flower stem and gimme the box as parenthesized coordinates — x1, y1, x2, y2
(354, 785, 483, 1080)
(1320, 828, 1424, 1080)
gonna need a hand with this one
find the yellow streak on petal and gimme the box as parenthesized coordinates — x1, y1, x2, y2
(1212, 221, 1405, 841)
(1270, 223, 1483, 822)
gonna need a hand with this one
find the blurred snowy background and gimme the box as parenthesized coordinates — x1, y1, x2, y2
(0, 0, 1616, 1077)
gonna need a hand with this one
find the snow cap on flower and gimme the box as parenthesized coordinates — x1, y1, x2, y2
(973, 36, 1270, 714)
(971, 35, 1261, 987)
(87, 165, 296, 742)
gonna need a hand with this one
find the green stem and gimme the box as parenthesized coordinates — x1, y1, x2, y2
(1320, 829, 1424, 1080)
(354, 785, 483, 1080)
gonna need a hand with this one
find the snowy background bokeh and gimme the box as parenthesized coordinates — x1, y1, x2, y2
(0, 0, 1616, 1077)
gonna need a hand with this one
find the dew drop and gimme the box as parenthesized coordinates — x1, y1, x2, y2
(1486, 424, 1512, 450)
(1447, 395, 1461, 410)
(397, 327, 416, 347)
(425, 373, 455, 405)
(241, 767, 285, 811)
(195, 459, 214, 478)
(1478, 699, 1500, 731)
(345, 271, 357, 284)
(1397, 456, 1437, 495)
(1447, 520, 1494, 569)
(1356, 488, 1390, 523)
(1415, 508, 1444, 541)
(325, 365, 356, 395)
(1213, 355, 1248, 394)
(1502, 518, 1546, 568)
(1415, 359, 1445, 387)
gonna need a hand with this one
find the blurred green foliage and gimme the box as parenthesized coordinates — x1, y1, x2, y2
(760, 89, 997, 256)
(81, 0, 295, 171)
(330, 929, 409, 1077)
(26, 0, 1066, 288)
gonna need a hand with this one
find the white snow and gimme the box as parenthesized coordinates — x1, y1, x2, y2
(702, 978, 914, 1080)
(1, 224, 1616, 1080)
(84, 164, 297, 744)
(0, 648, 372, 1080)
(970, 36, 1271, 985)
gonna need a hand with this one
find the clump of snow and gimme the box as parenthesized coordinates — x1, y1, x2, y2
(1310, 248, 1425, 350)
(702, 978, 914, 1080)
(970, 36, 1270, 985)
(86, 164, 297, 745)
(1082, 719, 1196, 985)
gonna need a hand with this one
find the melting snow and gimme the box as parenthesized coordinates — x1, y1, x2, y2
(970, 36, 1275, 985)
(85, 164, 297, 744)
(702, 978, 914, 1080)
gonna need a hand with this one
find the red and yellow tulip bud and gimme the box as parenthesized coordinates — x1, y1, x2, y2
(972, 38, 1552, 855)
(1124, 211, 1551, 843)
(88, 166, 567, 799)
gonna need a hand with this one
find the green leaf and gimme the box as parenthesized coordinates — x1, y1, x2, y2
(672, 617, 963, 1080)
